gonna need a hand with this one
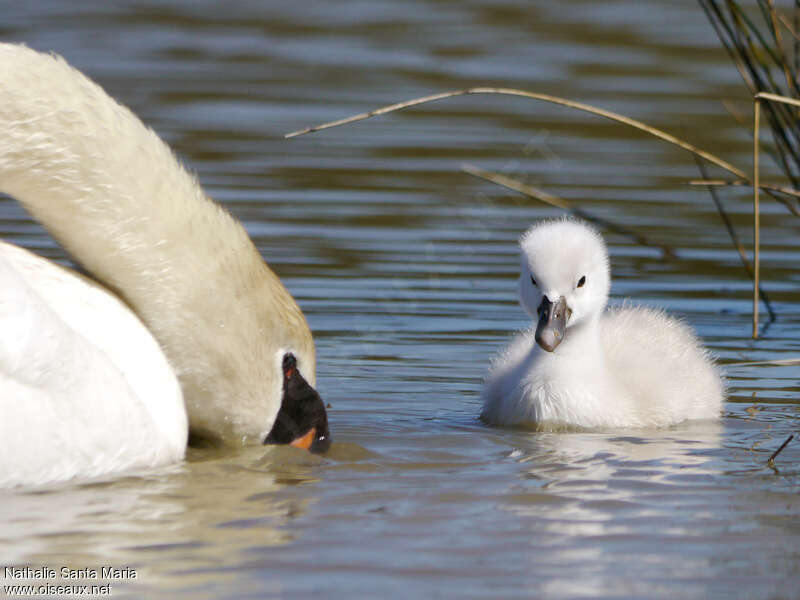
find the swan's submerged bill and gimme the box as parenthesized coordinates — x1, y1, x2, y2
(265, 353, 331, 453)
(481, 219, 724, 429)
(0, 43, 330, 486)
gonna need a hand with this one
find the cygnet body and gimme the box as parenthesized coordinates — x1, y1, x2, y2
(481, 219, 724, 429)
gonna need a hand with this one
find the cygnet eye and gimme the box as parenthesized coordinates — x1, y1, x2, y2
(530, 275, 537, 286)
(577, 275, 586, 288)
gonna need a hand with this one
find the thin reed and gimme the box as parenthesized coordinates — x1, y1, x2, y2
(699, 1, 800, 338)
(285, 87, 746, 178)
(461, 163, 674, 257)
(285, 87, 775, 332)
(287, 5, 800, 343)
(700, 0, 800, 186)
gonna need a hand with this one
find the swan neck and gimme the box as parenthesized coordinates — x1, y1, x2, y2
(0, 44, 315, 443)
(562, 314, 602, 352)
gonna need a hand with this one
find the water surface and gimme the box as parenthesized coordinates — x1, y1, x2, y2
(1, 1, 798, 598)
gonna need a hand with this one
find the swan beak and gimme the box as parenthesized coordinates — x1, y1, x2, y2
(535, 295, 569, 352)
(264, 353, 332, 454)
(289, 427, 319, 451)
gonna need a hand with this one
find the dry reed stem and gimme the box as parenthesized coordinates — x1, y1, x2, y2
(460, 164, 571, 210)
(461, 164, 672, 256)
(702, 1, 800, 186)
(285, 87, 747, 178)
(286, 86, 792, 339)
(693, 157, 776, 322)
(748, 90, 800, 338)
(767, 433, 794, 464)
(756, 90, 800, 106)
(766, 0, 795, 96)
(719, 99, 793, 183)
(753, 98, 761, 339)
(688, 179, 800, 214)
(722, 98, 750, 129)
(776, 9, 800, 42)
(286, 88, 800, 212)
(748, 90, 800, 339)
(700, 1, 757, 92)
(688, 178, 800, 199)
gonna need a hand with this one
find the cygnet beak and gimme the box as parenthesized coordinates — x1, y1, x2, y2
(264, 353, 331, 453)
(535, 296, 570, 352)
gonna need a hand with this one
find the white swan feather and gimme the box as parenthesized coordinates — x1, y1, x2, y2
(0, 43, 319, 486)
(0, 241, 186, 487)
(481, 219, 724, 429)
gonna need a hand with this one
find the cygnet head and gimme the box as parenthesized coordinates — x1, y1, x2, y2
(518, 219, 610, 352)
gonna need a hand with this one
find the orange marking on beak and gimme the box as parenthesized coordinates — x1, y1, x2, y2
(290, 427, 316, 450)
(285, 367, 295, 378)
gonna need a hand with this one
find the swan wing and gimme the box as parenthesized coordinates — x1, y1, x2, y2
(0, 242, 186, 487)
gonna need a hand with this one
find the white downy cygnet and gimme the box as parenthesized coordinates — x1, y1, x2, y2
(481, 219, 724, 429)
(0, 43, 329, 487)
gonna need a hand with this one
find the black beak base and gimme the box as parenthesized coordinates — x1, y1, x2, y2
(264, 353, 331, 453)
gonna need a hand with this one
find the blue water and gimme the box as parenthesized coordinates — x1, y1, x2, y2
(1, 1, 798, 598)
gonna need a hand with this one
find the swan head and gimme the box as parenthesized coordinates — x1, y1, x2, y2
(518, 219, 610, 352)
(264, 352, 331, 453)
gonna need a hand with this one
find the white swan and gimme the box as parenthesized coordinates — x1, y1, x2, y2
(0, 43, 329, 487)
(481, 219, 724, 428)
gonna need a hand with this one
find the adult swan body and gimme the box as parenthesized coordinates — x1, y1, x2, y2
(0, 43, 329, 487)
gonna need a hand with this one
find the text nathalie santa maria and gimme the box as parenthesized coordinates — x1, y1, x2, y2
(4, 566, 137, 580)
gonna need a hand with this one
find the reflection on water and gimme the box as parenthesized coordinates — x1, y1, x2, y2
(1, 0, 799, 598)
(0, 447, 323, 595)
